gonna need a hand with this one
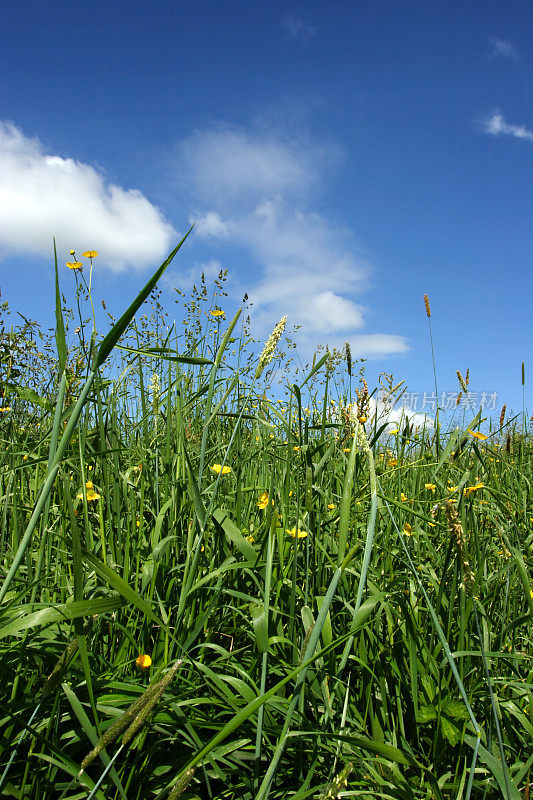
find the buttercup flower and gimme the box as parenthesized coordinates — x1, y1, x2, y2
(464, 482, 484, 497)
(77, 481, 100, 501)
(425, 483, 436, 492)
(468, 430, 488, 441)
(328, 503, 336, 510)
(210, 464, 232, 475)
(66, 261, 83, 270)
(82, 250, 99, 259)
(400, 492, 408, 503)
(135, 654, 152, 670)
(388, 458, 398, 467)
(257, 491, 269, 509)
(403, 523, 413, 536)
(210, 309, 225, 317)
(286, 527, 307, 539)
(69, 249, 76, 256)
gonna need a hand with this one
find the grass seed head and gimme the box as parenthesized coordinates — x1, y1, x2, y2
(255, 315, 287, 379)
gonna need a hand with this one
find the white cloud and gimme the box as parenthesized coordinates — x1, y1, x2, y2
(282, 15, 317, 44)
(191, 210, 229, 238)
(346, 334, 409, 358)
(481, 111, 533, 143)
(178, 126, 339, 208)
(332, 394, 433, 431)
(489, 38, 519, 60)
(367, 395, 434, 429)
(0, 121, 176, 271)
(179, 123, 408, 358)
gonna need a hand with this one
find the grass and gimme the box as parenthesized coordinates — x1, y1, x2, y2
(0, 243, 531, 800)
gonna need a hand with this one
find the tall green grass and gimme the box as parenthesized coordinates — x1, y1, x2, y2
(0, 244, 531, 800)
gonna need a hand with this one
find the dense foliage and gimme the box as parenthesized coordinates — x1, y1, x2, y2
(0, 245, 531, 800)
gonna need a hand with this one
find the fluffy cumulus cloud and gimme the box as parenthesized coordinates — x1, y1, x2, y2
(179, 123, 408, 358)
(481, 111, 533, 143)
(0, 121, 176, 271)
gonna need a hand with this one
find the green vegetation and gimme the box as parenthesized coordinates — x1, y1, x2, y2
(0, 243, 531, 800)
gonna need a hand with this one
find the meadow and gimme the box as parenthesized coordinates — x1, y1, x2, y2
(0, 239, 531, 800)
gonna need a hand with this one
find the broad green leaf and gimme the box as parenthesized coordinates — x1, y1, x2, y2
(440, 717, 461, 746)
(0, 595, 125, 639)
(213, 508, 257, 562)
(250, 602, 269, 654)
(416, 705, 437, 723)
(115, 344, 212, 365)
(82, 551, 167, 631)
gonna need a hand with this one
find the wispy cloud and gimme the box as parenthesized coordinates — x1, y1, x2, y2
(0, 121, 176, 271)
(489, 38, 519, 60)
(482, 110, 533, 143)
(282, 14, 317, 45)
(176, 122, 408, 359)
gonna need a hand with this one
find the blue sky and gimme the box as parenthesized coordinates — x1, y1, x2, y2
(0, 0, 531, 421)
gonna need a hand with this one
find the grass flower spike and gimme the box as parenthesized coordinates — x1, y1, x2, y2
(255, 315, 287, 379)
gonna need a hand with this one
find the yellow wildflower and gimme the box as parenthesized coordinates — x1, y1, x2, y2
(467, 430, 488, 441)
(210, 464, 232, 475)
(390, 428, 399, 434)
(464, 482, 484, 497)
(403, 523, 413, 536)
(400, 492, 408, 503)
(257, 491, 269, 509)
(0, 407, 12, 413)
(286, 527, 307, 539)
(210, 309, 225, 317)
(447, 486, 458, 493)
(69, 249, 75, 255)
(135, 654, 152, 670)
(76, 480, 100, 501)
(246, 534, 255, 544)
(358, 415, 367, 423)
(425, 483, 436, 492)
(66, 261, 83, 270)
(388, 458, 398, 467)
(293, 445, 301, 452)
(328, 503, 336, 510)
(82, 250, 99, 258)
